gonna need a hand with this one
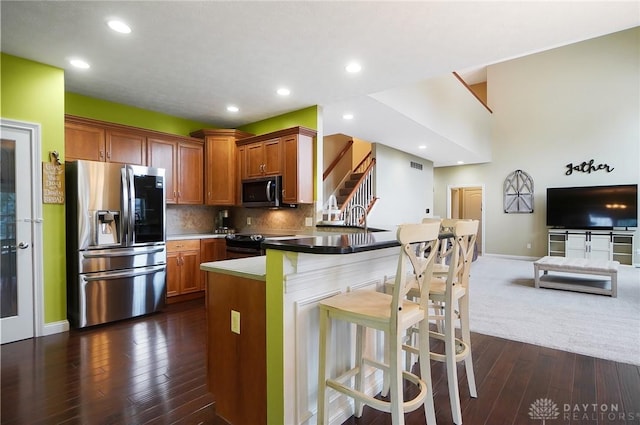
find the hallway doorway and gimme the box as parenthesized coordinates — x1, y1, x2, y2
(447, 185, 484, 255)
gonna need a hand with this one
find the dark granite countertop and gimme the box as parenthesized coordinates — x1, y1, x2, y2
(261, 231, 400, 254)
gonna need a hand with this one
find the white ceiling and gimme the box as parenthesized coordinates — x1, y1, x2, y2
(2, 1, 638, 166)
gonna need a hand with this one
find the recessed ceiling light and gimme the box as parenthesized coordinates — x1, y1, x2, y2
(418, 145, 427, 150)
(226, 105, 239, 113)
(276, 88, 290, 96)
(107, 19, 131, 34)
(342, 113, 354, 120)
(69, 59, 90, 69)
(457, 160, 465, 165)
(345, 62, 362, 73)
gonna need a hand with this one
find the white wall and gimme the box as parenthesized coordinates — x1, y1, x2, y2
(434, 27, 640, 262)
(369, 143, 434, 228)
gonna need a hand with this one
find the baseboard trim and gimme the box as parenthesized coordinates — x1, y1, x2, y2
(481, 253, 540, 261)
(42, 320, 70, 336)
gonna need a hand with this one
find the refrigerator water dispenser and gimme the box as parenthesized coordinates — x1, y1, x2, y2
(96, 210, 120, 246)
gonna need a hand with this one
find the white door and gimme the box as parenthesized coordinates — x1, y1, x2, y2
(463, 188, 483, 254)
(1, 123, 35, 343)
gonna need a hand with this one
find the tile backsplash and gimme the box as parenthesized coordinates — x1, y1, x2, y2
(167, 204, 315, 234)
(167, 205, 216, 234)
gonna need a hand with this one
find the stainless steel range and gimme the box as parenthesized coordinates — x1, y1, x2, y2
(224, 233, 293, 259)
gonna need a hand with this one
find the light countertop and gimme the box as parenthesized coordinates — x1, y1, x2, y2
(200, 256, 266, 281)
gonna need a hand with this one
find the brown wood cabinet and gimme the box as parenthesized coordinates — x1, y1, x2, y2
(66, 115, 204, 205)
(282, 132, 314, 204)
(147, 136, 204, 205)
(206, 272, 266, 425)
(190, 129, 253, 206)
(236, 126, 316, 205)
(166, 240, 201, 299)
(65, 117, 146, 165)
(200, 238, 226, 290)
(244, 138, 282, 179)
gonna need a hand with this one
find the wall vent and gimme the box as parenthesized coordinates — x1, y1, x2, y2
(410, 161, 423, 171)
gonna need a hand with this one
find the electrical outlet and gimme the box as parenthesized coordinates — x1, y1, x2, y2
(231, 310, 240, 334)
(246, 217, 252, 225)
(305, 217, 313, 227)
(527, 243, 532, 249)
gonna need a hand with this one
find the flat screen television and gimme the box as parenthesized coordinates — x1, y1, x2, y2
(546, 184, 638, 229)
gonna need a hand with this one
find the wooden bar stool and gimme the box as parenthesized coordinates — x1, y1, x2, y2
(426, 220, 479, 425)
(316, 221, 441, 425)
(386, 220, 479, 425)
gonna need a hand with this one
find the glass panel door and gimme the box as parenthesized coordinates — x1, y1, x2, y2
(1, 139, 17, 318)
(132, 172, 165, 244)
(0, 122, 35, 344)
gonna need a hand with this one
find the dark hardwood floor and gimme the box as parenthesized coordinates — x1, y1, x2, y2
(2, 298, 639, 425)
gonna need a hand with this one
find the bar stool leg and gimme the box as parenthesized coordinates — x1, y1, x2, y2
(354, 324, 365, 417)
(419, 319, 437, 425)
(459, 293, 477, 398)
(317, 308, 331, 425)
(445, 300, 463, 425)
(389, 326, 405, 425)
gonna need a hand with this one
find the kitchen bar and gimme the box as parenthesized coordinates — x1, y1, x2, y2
(201, 230, 411, 425)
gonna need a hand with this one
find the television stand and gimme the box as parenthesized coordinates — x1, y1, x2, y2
(547, 229, 635, 266)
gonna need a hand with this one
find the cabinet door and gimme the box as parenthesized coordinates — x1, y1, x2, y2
(589, 234, 611, 260)
(177, 141, 204, 204)
(566, 234, 587, 258)
(282, 134, 313, 204)
(237, 145, 247, 204)
(246, 142, 265, 178)
(106, 130, 146, 165)
(205, 136, 235, 205)
(262, 138, 282, 176)
(200, 238, 226, 290)
(179, 250, 201, 294)
(65, 122, 106, 162)
(166, 252, 180, 297)
(147, 138, 177, 204)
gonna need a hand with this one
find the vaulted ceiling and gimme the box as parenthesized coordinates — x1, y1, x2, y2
(2, 1, 638, 166)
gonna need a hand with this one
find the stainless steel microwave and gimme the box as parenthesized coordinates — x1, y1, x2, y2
(241, 176, 283, 207)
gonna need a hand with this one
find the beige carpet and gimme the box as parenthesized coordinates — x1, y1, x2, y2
(467, 256, 640, 365)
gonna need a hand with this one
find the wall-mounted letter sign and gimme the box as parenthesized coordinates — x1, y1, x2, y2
(565, 159, 614, 176)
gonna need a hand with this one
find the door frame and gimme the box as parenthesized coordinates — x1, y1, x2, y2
(446, 183, 485, 255)
(1, 118, 45, 338)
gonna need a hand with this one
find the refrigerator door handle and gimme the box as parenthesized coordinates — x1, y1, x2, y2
(82, 246, 165, 258)
(127, 166, 136, 245)
(121, 167, 129, 246)
(82, 265, 165, 282)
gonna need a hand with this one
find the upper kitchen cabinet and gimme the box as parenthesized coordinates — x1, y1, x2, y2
(190, 129, 253, 206)
(282, 131, 314, 204)
(244, 138, 282, 179)
(236, 126, 316, 204)
(147, 136, 204, 205)
(65, 116, 146, 165)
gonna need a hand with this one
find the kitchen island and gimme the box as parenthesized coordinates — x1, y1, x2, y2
(201, 230, 403, 425)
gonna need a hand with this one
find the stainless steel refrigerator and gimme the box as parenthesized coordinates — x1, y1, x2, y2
(65, 160, 166, 328)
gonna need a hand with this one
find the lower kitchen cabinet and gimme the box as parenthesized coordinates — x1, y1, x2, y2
(166, 240, 202, 302)
(200, 238, 226, 290)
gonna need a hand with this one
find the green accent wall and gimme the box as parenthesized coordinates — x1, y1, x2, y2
(65, 92, 214, 136)
(239, 105, 318, 135)
(265, 249, 285, 424)
(1, 53, 66, 323)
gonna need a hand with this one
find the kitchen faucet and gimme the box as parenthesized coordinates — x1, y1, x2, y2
(348, 204, 368, 232)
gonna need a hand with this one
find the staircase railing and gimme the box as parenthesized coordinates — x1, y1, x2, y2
(339, 156, 377, 226)
(323, 139, 353, 181)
